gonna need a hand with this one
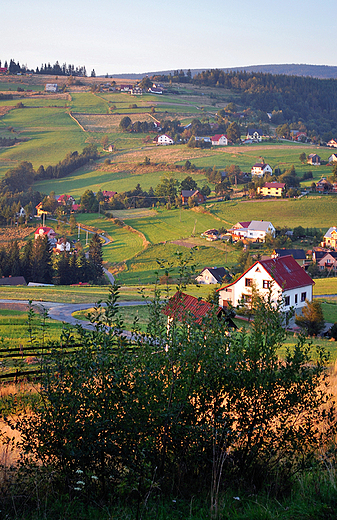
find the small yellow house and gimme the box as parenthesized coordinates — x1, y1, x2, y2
(257, 182, 285, 198)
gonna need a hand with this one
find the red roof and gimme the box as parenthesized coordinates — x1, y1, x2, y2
(212, 134, 226, 141)
(219, 255, 314, 292)
(102, 190, 117, 198)
(162, 291, 224, 325)
(263, 182, 285, 189)
(35, 226, 54, 234)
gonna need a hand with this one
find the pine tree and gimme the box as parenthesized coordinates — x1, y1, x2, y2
(88, 233, 104, 283)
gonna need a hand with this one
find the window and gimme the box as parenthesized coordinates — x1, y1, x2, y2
(295, 294, 298, 304)
(301, 292, 306, 302)
(263, 280, 270, 289)
(245, 278, 253, 287)
(284, 296, 290, 306)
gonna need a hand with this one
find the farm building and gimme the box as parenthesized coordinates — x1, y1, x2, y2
(218, 255, 314, 311)
(45, 84, 58, 92)
(181, 189, 206, 205)
(327, 139, 337, 148)
(0, 276, 27, 286)
(257, 182, 285, 197)
(251, 163, 272, 177)
(307, 153, 321, 166)
(228, 220, 275, 243)
(316, 178, 332, 192)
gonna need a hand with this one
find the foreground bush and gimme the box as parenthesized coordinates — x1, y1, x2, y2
(1, 279, 336, 518)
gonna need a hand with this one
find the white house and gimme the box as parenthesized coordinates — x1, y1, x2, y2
(228, 220, 275, 242)
(211, 134, 228, 146)
(218, 255, 314, 311)
(328, 154, 337, 163)
(246, 128, 262, 142)
(196, 267, 228, 285)
(157, 134, 174, 145)
(251, 163, 273, 176)
(45, 84, 58, 92)
(327, 139, 337, 148)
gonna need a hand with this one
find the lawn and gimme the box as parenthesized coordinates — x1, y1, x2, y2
(314, 278, 337, 295)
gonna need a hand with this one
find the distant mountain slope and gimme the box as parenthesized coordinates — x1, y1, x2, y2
(109, 64, 337, 80)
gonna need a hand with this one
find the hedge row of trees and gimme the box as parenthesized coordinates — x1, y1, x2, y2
(0, 234, 104, 285)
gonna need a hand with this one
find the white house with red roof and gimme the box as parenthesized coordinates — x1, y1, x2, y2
(157, 134, 174, 145)
(327, 139, 337, 148)
(34, 226, 57, 241)
(211, 134, 228, 146)
(218, 255, 314, 311)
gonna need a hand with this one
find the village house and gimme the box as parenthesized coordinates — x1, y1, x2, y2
(57, 194, 76, 206)
(156, 134, 174, 145)
(218, 255, 314, 311)
(130, 86, 142, 95)
(246, 128, 262, 142)
(327, 139, 337, 148)
(228, 220, 275, 243)
(321, 227, 337, 249)
(251, 163, 273, 177)
(211, 134, 228, 146)
(102, 190, 117, 202)
(181, 189, 205, 205)
(196, 267, 228, 285)
(313, 250, 337, 271)
(257, 182, 285, 197)
(316, 178, 332, 192)
(45, 84, 58, 92)
(0, 276, 27, 286)
(162, 291, 236, 331)
(328, 153, 337, 163)
(307, 153, 321, 166)
(35, 202, 49, 218)
(271, 248, 307, 267)
(55, 238, 71, 253)
(34, 226, 57, 243)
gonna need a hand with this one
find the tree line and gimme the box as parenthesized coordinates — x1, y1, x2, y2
(0, 59, 87, 76)
(0, 233, 104, 285)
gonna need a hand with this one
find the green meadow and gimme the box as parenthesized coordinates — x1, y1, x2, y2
(209, 195, 337, 231)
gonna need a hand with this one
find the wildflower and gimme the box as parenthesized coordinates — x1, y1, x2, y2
(233, 496, 240, 501)
(76, 481, 85, 486)
(74, 487, 81, 491)
(76, 469, 84, 474)
(91, 475, 99, 481)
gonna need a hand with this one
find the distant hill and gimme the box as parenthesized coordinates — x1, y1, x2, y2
(108, 64, 337, 80)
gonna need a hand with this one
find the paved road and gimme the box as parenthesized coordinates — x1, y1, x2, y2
(0, 299, 147, 331)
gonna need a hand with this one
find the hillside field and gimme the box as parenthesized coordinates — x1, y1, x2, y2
(1, 75, 337, 288)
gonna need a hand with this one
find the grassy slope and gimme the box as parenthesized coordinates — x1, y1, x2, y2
(209, 196, 337, 231)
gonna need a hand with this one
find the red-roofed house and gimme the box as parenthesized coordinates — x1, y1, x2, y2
(211, 134, 228, 146)
(162, 291, 236, 330)
(102, 190, 117, 202)
(218, 255, 314, 311)
(34, 226, 57, 241)
(57, 194, 76, 206)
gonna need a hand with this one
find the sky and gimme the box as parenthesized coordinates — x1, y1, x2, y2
(1, 0, 337, 76)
